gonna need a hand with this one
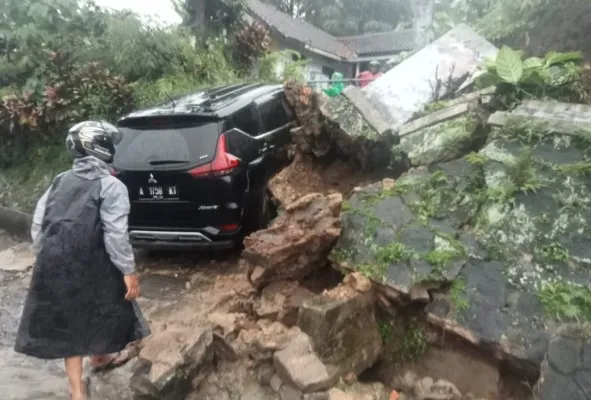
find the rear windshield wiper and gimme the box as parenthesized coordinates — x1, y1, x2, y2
(148, 160, 189, 165)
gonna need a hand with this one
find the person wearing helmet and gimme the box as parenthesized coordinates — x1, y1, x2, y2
(14, 121, 150, 400)
(357, 60, 384, 88)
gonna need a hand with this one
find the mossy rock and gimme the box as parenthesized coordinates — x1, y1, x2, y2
(395, 109, 489, 167)
(333, 115, 591, 376)
(332, 158, 482, 294)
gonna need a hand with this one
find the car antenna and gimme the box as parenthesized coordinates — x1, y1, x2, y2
(165, 92, 176, 112)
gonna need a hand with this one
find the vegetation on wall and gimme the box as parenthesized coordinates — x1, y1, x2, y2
(475, 46, 587, 107)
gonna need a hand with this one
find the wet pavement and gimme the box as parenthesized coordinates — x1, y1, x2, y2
(0, 231, 68, 399)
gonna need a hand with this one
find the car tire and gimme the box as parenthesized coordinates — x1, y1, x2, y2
(252, 187, 275, 231)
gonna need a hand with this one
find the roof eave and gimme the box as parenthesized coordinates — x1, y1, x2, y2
(303, 44, 353, 61)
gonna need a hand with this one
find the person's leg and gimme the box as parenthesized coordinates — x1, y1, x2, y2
(64, 356, 85, 399)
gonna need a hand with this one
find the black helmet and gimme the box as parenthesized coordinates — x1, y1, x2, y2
(65, 121, 123, 163)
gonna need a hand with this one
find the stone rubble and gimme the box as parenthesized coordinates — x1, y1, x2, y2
(242, 192, 343, 290)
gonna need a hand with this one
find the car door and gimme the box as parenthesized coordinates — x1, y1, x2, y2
(254, 92, 294, 156)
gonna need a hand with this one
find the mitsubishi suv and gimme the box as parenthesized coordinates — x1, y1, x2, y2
(111, 83, 295, 250)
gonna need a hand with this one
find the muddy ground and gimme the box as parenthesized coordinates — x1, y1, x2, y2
(0, 228, 534, 400)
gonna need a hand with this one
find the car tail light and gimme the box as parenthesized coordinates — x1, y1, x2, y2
(218, 223, 240, 232)
(189, 134, 240, 177)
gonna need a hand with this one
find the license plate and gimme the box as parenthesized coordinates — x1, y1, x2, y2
(140, 186, 178, 200)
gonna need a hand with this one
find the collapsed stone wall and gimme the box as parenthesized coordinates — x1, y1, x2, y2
(237, 76, 591, 399)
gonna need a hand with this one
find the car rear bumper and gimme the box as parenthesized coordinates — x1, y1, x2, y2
(129, 230, 237, 250)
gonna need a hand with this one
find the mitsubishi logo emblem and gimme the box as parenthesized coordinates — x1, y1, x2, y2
(148, 173, 157, 184)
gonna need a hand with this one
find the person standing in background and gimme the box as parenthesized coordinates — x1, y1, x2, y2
(357, 60, 384, 87)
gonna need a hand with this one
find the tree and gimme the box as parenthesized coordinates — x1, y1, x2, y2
(0, 0, 106, 89)
(173, 0, 244, 37)
(261, 0, 410, 36)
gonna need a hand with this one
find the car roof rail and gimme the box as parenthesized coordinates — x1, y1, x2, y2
(206, 83, 254, 99)
(186, 83, 267, 113)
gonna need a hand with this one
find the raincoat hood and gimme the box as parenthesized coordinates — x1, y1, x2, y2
(323, 72, 345, 97)
(72, 156, 111, 180)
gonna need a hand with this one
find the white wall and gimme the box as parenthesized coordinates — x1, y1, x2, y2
(270, 34, 354, 85)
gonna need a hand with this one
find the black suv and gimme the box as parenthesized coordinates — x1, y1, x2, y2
(112, 83, 295, 250)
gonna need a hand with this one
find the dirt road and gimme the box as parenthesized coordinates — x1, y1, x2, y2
(0, 229, 261, 400)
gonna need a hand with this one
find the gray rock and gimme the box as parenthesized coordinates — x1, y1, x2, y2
(280, 384, 304, 400)
(547, 337, 582, 375)
(273, 333, 332, 393)
(257, 363, 275, 386)
(270, 374, 284, 392)
(130, 327, 214, 400)
(302, 392, 329, 400)
(536, 325, 591, 399)
(297, 288, 382, 381)
(397, 107, 489, 167)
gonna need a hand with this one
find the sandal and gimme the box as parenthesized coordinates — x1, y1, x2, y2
(90, 350, 132, 373)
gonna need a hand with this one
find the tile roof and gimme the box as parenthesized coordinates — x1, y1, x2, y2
(245, 0, 356, 60)
(338, 29, 416, 57)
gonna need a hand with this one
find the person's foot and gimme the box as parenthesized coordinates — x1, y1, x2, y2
(89, 350, 133, 372)
(70, 377, 90, 400)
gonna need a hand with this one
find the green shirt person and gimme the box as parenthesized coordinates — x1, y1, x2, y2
(323, 72, 344, 97)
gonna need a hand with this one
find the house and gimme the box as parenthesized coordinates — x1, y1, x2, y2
(244, 0, 415, 83)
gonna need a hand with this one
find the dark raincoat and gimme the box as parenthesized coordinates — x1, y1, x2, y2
(15, 156, 150, 359)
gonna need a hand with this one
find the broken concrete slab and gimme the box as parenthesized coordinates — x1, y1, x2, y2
(488, 100, 591, 137)
(297, 273, 382, 381)
(243, 192, 342, 290)
(341, 86, 391, 135)
(363, 24, 498, 131)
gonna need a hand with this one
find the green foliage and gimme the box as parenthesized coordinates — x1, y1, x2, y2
(0, 53, 134, 166)
(535, 243, 570, 263)
(476, 46, 584, 105)
(232, 21, 272, 76)
(476, 0, 562, 42)
(380, 315, 428, 365)
(259, 50, 308, 83)
(538, 281, 591, 322)
(506, 148, 544, 194)
(449, 278, 469, 312)
(465, 151, 486, 166)
(433, 0, 494, 36)
(375, 243, 416, 265)
(261, 0, 409, 36)
(0, 0, 256, 169)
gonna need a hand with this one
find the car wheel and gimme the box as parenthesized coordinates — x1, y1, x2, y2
(253, 188, 275, 231)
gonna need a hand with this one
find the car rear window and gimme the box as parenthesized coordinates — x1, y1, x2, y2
(113, 122, 220, 170)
